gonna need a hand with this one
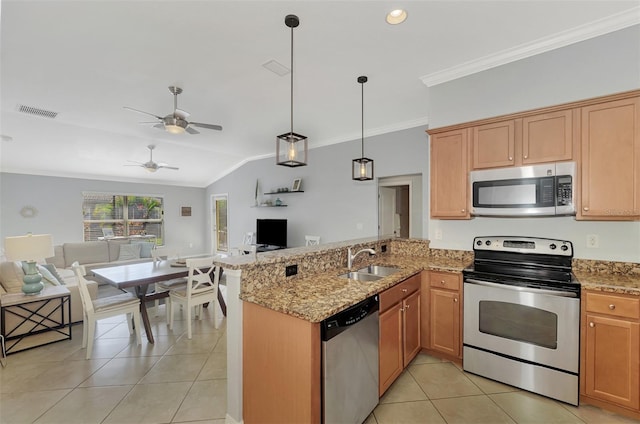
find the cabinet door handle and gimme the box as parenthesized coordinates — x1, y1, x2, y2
(461, 209, 466, 213)
(583, 207, 590, 211)
(402, 288, 408, 293)
(589, 322, 595, 328)
(524, 155, 528, 159)
(454, 298, 458, 303)
(609, 304, 616, 310)
(405, 304, 410, 309)
(508, 156, 513, 161)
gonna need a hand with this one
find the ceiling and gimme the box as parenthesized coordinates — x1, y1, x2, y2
(2, 1, 639, 187)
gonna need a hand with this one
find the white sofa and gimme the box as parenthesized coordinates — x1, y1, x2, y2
(0, 239, 155, 336)
(46, 239, 155, 282)
(0, 260, 97, 333)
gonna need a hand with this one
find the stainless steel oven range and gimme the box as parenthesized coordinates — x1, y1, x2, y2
(463, 236, 580, 405)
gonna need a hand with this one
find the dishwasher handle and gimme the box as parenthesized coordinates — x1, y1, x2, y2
(321, 295, 379, 341)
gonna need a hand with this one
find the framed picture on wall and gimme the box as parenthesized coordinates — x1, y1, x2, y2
(292, 178, 302, 192)
(181, 206, 192, 217)
(102, 228, 114, 238)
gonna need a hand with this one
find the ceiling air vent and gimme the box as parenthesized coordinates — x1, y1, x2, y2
(16, 104, 58, 119)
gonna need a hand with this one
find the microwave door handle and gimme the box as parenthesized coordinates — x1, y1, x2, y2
(464, 278, 578, 298)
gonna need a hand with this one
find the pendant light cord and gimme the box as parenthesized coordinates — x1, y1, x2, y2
(361, 79, 364, 158)
(290, 24, 294, 135)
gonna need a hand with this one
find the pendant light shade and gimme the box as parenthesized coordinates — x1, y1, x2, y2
(352, 76, 374, 181)
(277, 14, 308, 167)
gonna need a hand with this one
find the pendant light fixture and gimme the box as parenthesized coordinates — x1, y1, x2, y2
(276, 14, 307, 167)
(352, 76, 374, 181)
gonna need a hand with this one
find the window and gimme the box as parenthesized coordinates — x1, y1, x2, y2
(82, 193, 164, 243)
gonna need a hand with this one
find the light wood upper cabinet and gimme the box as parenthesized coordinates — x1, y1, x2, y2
(472, 120, 515, 169)
(472, 110, 574, 170)
(579, 97, 640, 220)
(430, 129, 470, 219)
(522, 110, 574, 164)
(581, 291, 640, 415)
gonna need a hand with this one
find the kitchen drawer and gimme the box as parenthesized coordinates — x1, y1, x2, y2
(585, 292, 640, 320)
(380, 274, 420, 313)
(429, 271, 461, 291)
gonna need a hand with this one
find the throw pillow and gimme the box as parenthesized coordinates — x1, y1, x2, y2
(37, 264, 61, 286)
(0, 261, 25, 293)
(131, 241, 153, 258)
(118, 243, 141, 261)
(40, 264, 65, 285)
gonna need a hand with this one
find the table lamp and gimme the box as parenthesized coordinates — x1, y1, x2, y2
(4, 233, 54, 295)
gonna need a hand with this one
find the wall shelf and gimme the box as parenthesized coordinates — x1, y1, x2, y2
(264, 191, 304, 195)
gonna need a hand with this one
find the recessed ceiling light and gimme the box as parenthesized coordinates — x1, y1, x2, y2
(386, 9, 407, 25)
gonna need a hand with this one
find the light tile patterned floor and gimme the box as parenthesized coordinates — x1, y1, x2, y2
(1, 284, 638, 423)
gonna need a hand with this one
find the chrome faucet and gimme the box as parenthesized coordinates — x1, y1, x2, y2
(347, 247, 376, 269)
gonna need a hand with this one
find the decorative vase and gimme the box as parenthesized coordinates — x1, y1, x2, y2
(275, 198, 282, 206)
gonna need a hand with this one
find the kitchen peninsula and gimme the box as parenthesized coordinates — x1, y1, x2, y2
(214, 236, 471, 423)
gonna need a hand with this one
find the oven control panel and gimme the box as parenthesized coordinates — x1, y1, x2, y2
(473, 236, 573, 256)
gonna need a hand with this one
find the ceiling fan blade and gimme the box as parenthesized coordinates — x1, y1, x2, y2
(126, 160, 144, 165)
(190, 122, 223, 131)
(185, 126, 200, 135)
(153, 123, 165, 130)
(124, 164, 145, 168)
(158, 165, 179, 171)
(123, 107, 163, 120)
(174, 109, 190, 119)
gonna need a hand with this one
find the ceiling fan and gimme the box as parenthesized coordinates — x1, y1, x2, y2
(124, 86, 223, 135)
(125, 145, 179, 172)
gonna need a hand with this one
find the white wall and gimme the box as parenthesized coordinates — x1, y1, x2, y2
(0, 173, 207, 255)
(426, 25, 640, 261)
(206, 126, 429, 250)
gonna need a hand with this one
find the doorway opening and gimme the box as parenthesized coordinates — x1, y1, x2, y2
(378, 174, 422, 238)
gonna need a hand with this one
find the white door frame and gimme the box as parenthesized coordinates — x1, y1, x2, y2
(211, 193, 229, 254)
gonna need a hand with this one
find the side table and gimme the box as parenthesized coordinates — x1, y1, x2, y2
(1, 285, 72, 355)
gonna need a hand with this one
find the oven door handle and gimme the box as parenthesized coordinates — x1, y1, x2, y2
(464, 278, 578, 298)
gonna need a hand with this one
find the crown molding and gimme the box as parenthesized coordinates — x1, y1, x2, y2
(420, 7, 640, 88)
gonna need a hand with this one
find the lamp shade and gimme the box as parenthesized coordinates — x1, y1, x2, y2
(4, 234, 54, 262)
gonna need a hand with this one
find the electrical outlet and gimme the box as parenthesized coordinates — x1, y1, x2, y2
(435, 229, 443, 240)
(285, 264, 298, 277)
(586, 234, 599, 248)
(381, 244, 387, 253)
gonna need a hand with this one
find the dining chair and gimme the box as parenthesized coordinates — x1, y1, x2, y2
(72, 266, 142, 359)
(242, 232, 255, 245)
(151, 247, 187, 318)
(305, 235, 321, 246)
(168, 256, 220, 339)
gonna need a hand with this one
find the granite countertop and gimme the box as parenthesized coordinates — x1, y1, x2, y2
(240, 253, 470, 323)
(574, 270, 640, 296)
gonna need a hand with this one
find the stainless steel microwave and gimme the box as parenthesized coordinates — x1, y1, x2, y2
(470, 162, 576, 217)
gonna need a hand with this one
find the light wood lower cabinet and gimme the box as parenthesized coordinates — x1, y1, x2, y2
(420, 270, 463, 361)
(379, 274, 421, 396)
(243, 301, 321, 424)
(581, 290, 640, 419)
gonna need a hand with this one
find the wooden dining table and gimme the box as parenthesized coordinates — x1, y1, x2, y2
(92, 260, 226, 343)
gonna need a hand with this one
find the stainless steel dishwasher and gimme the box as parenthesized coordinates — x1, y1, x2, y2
(321, 295, 379, 424)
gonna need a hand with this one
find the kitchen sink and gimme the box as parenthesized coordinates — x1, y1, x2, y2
(338, 272, 383, 282)
(356, 265, 400, 277)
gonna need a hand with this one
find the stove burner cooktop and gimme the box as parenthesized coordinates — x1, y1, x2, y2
(464, 236, 580, 296)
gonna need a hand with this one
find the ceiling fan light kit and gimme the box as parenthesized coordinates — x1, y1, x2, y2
(276, 14, 308, 168)
(353, 76, 374, 181)
(124, 86, 222, 135)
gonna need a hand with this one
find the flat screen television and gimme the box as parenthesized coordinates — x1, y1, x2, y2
(256, 219, 287, 248)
